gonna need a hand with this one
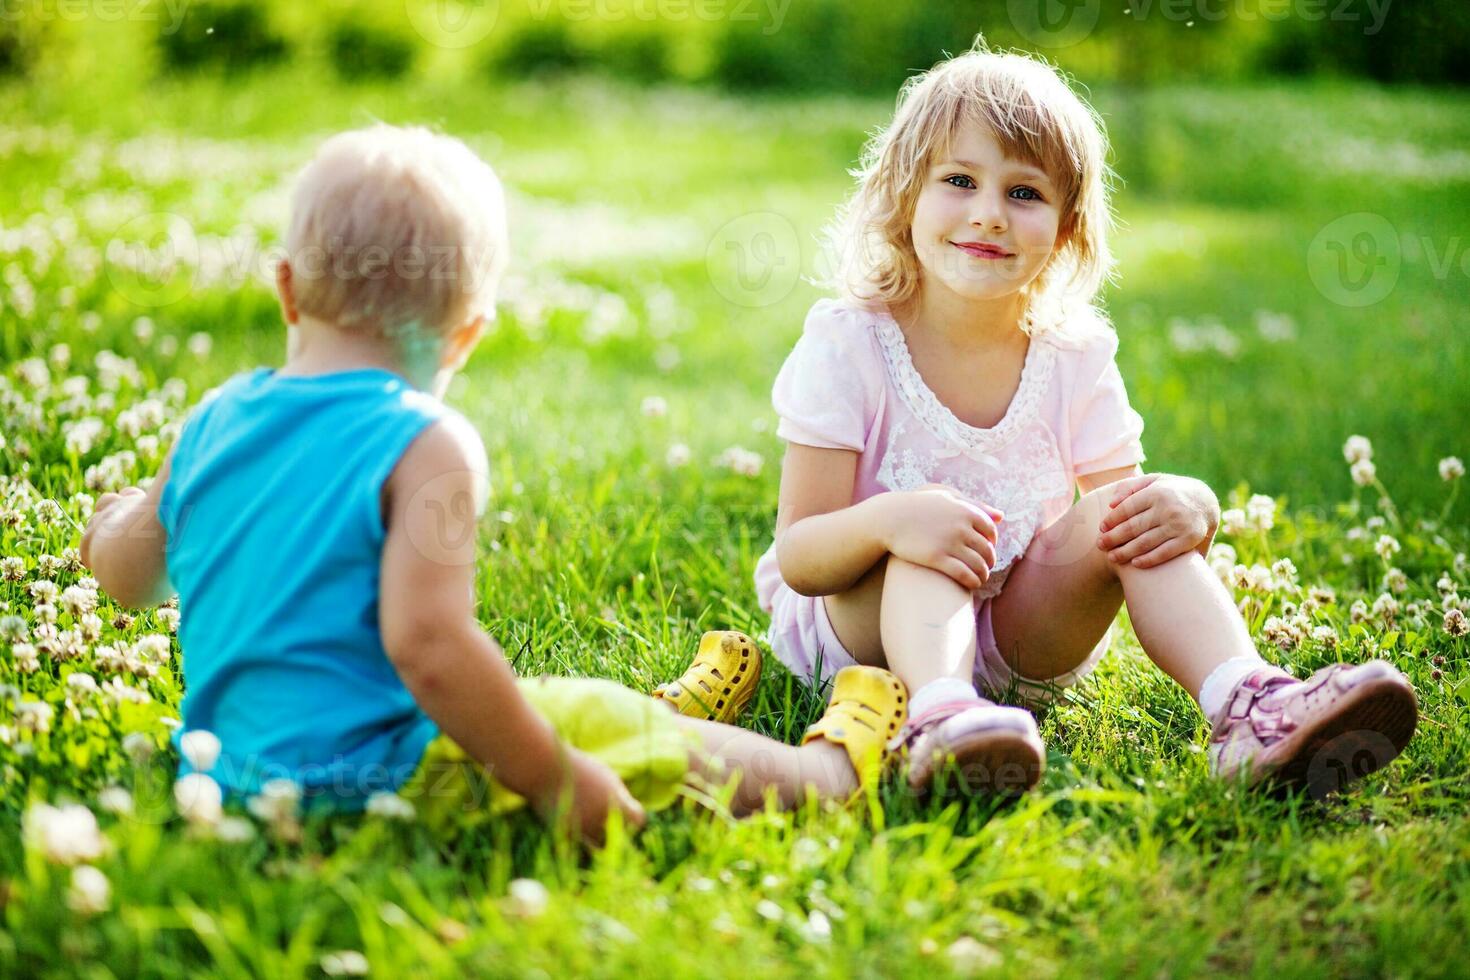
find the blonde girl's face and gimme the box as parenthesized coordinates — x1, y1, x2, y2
(909, 122, 1064, 307)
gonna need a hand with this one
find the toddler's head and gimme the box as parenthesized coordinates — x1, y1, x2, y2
(829, 41, 1114, 332)
(280, 124, 509, 393)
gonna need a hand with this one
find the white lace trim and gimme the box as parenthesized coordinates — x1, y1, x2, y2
(871, 312, 1057, 462)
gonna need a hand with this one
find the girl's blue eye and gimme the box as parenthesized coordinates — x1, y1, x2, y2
(945, 174, 975, 189)
(1010, 186, 1043, 202)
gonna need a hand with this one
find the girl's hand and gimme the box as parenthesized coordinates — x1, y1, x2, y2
(876, 486, 1003, 591)
(1097, 474, 1220, 568)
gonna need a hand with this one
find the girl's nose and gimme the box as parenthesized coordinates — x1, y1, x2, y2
(970, 191, 1008, 234)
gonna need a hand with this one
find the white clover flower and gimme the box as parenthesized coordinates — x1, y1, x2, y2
(179, 730, 221, 772)
(187, 332, 212, 359)
(1383, 568, 1408, 594)
(1310, 625, 1339, 650)
(1351, 459, 1377, 487)
(60, 585, 98, 617)
(1210, 543, 1237, 566)
(213, 816, 256, 844)
(1438, 574, 1457, 595)
(1270, 558, 1298, 586)
(947, 937, 1002, 974)
(247, 778, 302, 825)
(16, 700, 54, 733)
(66, 672, 99, 696)
(93, 643, 126, 673)
(1371, 592, 1399, 623)
(174, 773, 223, 826)
(1262, 616, 1301, 651)
(716, 446, 763, 477)
(639, 395, 668, 418)
(121, 732, 156, 762)
(1343, 435, 1373, 464)
(0, 556, 25, 581)
(665, 442, 691, 467)
(1245, 564, 1276, 594)
(1440, 457, 1465, 481)
(34, 603, 59, 626)
(29, 579, 59, 603)
(77, 613, 103, 643)
(1308, 585, 1337, 605)
(320, 951, 370, 977)
(156, 607, 180, 633)
(132, 317, 154, 345)
(23, 802, 106, 865)
(506, 878, 550, 919)
(1246, 494, 1276, 531)
(1208, 554, 1235, 585)
(1220, 509, 1248, 536)
(1445, 609, 1469, 638)
(0, 614, 26, 641)
(12, 643, 39, 674)
(32, 499, 64, 526)
(1349, 599, 1369, 624)
(365, 791, 416, 821)
(131, 634, 172, 664)
(1374, 535, 1401, 561)
(67, 865, 111, 916)
(97, 786, 134, 817)
(102, 678, 150, 706)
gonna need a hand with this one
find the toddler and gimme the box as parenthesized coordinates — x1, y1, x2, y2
(80, 124, 907, 842)
(739, 43, 1418, 799)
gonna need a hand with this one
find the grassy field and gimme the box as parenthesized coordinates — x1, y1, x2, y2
(1, 66, 1468, 977)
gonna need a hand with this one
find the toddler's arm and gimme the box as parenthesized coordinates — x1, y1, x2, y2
(378, 415, 643, 843)
(775, 443, 1000, 595)
(79, 448, 176, 608)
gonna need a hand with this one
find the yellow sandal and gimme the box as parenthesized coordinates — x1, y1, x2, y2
(801, 665, 908, 794)
(652, 631, 763, 724)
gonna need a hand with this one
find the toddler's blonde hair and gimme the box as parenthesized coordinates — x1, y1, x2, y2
(284, 124, 508, 340)
(827, 40, 1115, 336)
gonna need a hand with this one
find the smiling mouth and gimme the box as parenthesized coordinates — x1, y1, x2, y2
(952, 241, 1014, 259)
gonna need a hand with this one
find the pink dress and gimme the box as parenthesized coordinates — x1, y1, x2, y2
(754, 298, 1147, 705)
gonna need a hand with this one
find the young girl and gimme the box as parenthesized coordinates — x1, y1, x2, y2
(79, 124, 906, 845)
(749, 44, 1418, 798)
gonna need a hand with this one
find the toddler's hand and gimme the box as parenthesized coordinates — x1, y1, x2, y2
(878, 486, 1004, 591)
(538, 749, 646, 847)
(1097, 474, 1219, 568)
(80, 487, 149, 570)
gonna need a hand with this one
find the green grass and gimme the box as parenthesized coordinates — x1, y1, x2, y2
(1, 68, 1468, 977)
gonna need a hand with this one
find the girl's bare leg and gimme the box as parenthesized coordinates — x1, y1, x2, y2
(989, 485, 1259, 698)
(824, 556, 982, 693)
(672, 715, 855, 815)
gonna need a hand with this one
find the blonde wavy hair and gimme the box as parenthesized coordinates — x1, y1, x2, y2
(825, 41, 1116, 336)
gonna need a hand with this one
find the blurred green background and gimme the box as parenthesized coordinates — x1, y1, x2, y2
(2, 5, 1469, 975)
(3, 0, 1466, 513)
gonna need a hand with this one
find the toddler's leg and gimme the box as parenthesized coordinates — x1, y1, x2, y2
(671, 714, 853, 815)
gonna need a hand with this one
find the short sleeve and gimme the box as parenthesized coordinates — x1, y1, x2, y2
(772, 300, 883, 451)
(1069, 330, 1146, 475)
